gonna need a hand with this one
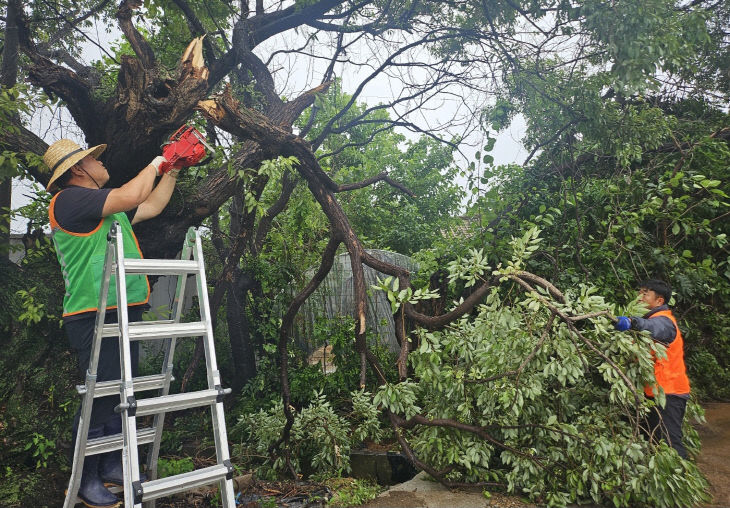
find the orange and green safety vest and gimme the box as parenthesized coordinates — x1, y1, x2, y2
(49, 193, 150, 318)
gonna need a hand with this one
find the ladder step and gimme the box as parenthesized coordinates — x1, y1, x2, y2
(100, 319, 172, 338)
(123, 258, 199, 275)
(139, 464, 231, 502)
(128, 389, 230, 417)
(103, 321, 208, 340)
(76, 373, 174, 397)
(85, 427, 156, 456)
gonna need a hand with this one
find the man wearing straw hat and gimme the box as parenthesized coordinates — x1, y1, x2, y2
(44, 138, 186, 507)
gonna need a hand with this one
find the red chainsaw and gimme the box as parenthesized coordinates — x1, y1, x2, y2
(159, 124, 214, 174)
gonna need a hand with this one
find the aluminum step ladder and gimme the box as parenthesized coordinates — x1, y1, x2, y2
(63, 223, 236, 508)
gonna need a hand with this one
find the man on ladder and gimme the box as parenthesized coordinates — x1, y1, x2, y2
(44, 137, 192, 508)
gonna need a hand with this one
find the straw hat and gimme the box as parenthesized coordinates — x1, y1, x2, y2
(44, 139, 107, 191)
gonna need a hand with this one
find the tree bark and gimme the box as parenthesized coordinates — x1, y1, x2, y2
(226, 271, 257, 391)
(0, 0, 22, 263)
(225, 193, 258, 391)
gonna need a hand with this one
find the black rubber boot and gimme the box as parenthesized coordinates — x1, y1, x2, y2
(99, 416, 147, 487)
(74, 426, 120, 508)
(98, 450, 125, 487)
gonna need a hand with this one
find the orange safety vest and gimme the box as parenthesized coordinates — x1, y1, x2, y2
(644, 309, 690, 397)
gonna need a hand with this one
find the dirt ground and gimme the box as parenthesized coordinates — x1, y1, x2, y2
(695, 402, 730, 508)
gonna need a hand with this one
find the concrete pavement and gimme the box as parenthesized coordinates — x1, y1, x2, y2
(362, 472, 535, 508)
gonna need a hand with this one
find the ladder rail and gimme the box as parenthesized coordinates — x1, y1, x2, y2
(123, 258, 198, 275)
(112, 225, 144, 508)
(85, 427, 157, 455)
(77, 373, 174, 397)
(139, 464, 231, 502)
(62, 234, 116, 508)
(193, 230, 236, 507)
(90, 235, 116, 378)
(105, 321, 207, 340)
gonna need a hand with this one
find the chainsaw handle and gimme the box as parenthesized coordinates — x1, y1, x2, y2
(168, 124, 189, 140)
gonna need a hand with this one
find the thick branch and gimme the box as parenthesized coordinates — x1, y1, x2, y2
(0, 125, 48, 183)
(208, 49, 238, 87)
(231, 23, 282, 112)
(117, 0, 156, 70)
(24, 54, 99, 137)
(248, 0, 344, 48)
(395, 308, 408, 379)
(514, 270, 565, 303)
(278, 81, 332, 128)
(1, 0, 21, 87)
(16, 10, 99, 127)
(345, 245, 369, 387)
(404, 278, 495, 330)
(198, 87, 340, 192)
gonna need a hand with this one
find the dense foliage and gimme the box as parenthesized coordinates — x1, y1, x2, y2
(0, 242, 75, 507)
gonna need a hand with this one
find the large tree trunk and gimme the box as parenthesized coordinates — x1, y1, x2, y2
(0, 0, 21, 264)
(226, 271, 257, 391)
(225, 193, 258, 391)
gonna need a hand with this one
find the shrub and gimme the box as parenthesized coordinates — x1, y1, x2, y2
(237, 388, 386, 479)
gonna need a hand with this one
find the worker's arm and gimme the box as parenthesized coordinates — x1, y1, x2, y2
(630, 316, 677, 345)
(102, 157, 166, 217)
(131, 172, 177, 225)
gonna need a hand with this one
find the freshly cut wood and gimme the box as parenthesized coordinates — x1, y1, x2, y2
(180, 36, 208, 81)
(197, 99, 223, 122)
